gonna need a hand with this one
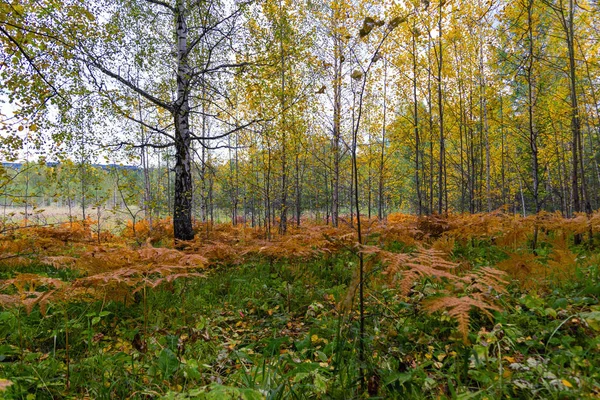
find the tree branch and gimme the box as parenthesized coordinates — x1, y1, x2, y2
(144, 0, 176, 13)
(0, 25, 69, 105)
(105, 141, 175, 150)
(78, 55, 174, 112)
(121, 112, 176, 141)
(190, 118, 263, 141)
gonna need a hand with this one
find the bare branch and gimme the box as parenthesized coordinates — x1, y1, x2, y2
(78, 55, 174, 112)
(190, 118, 263, 141)
(104, 141, 174, 150)
(123, 114, 175, 141)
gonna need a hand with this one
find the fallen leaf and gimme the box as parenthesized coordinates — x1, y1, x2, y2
(562, 379, 573, 388)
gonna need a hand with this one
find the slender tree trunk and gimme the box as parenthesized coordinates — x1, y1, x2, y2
(332, 34, 342, 227)
(412, 30, 422, 216)
(265, 142, 272, 240)
(500, 96, 506, 207)
(436, 3, 445, 214)
(427, 36, 434, 215)
(469, 89, 476, 214)
(526, 0, 540, 250)
(378, 59, 387, 220)
(562, 0, 584, 243)
(454, 40, 466, 213)
(480, 43, 491, 212)
(278, 0, 288, 234)
(580, 48, 600, 210)
(295, 153, 301, 226)
(138, 95, 153, 229)
(79, 137, 86, 222)
(200, 77, 208, 223)
(172, 2, 194, 241)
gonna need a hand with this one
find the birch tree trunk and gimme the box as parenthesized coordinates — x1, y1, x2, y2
(173, 1, 194, 241)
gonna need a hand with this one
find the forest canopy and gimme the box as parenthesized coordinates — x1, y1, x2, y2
(1, 0, 599, 239)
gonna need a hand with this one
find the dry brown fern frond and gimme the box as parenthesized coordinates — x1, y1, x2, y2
(1, 273, 65, 293)
(423, 293, 501, 344)
(496, 252, 544, 289)
(546, 248, 578, 282)
(387, 213, 419, 226)
(379, 247, 459, 295)
(198, 242, 242, 265)
(0, 254, 35, 268)
(21, 290, 57, 315)
(0, 273, 65, 315)
(445, 212, 505, 241)
(547, 231, 570, 251)
(41, 256, 78, 270)
(375, 244, 507, 341)
(0, 293, 20, 308)
(339, 256, 379, 313)
(432, 235, 456, 255)
(69, 259, 206, 300)
(377, 224, 419, 247)
(32, 220, 92, 244)
(138, 247, 187, 264)
(122, 218, 174, 244)
(322, 231, 358, 252)
(495, 217, 535, 249)
(464, 266, 509, 295)
(554, 212, 590, 236)
(416, 214, 451, 240)
(589, 211, 600, 233)
(0, 290, 54, 315)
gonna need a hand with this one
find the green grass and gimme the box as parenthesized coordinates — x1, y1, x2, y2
(1, 247, 599, 399)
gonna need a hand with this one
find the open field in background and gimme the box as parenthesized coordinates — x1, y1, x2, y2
(0, 205, 142, 232)
(0, 212, 599, 398)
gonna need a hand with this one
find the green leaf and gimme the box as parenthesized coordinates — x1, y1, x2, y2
(315, 351, 328, 362)
(314, 372, 327, 393)
(384, 371, 412, 386)
(581, 311, 600, 331)
(158, 348, 179, 379)
(521, 294, 544, 311)
(544, 308, 557, 318)
(294, 334, 311, 352)
(205, 384, 264, 400)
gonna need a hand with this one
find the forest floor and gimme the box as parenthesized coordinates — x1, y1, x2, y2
(0, 212, 599, 399)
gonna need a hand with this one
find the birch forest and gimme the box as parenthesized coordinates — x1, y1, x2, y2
(0, 0, 600, 398)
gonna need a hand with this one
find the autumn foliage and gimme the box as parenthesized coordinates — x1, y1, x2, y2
(1, 210, 597, 344)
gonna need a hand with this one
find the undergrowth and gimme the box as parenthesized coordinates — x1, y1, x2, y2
(0, 212, 599, 398)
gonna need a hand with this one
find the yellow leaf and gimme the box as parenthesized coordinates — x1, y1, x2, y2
(311, 334, 319, 343)
(562, 379, 573, 388)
